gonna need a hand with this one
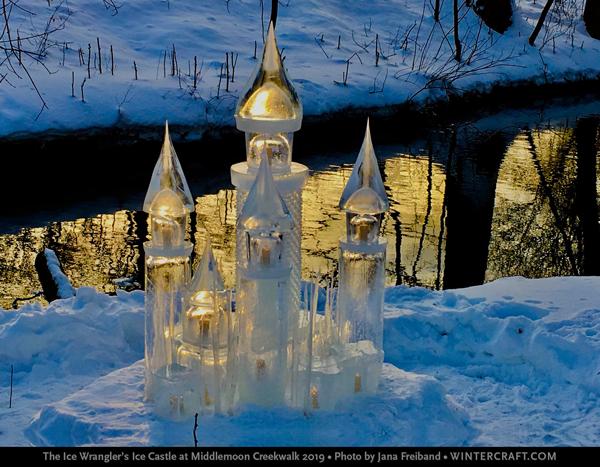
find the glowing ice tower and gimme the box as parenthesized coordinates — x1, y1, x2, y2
(236, 156, 294, 407)
(335, 120, 388, 396)
(177, 238, 236, 416)
(231, 22, 308, 353)
(143, 123, 194, 419)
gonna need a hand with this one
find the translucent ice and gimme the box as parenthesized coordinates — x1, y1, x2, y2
(339, 119, 389, 214)
(235, 22, 302, 134)
(143, 121, 194, 213)
(177, 238, 235, 415)
(147, 188, 187, 251)
(238, 155, 293, 236)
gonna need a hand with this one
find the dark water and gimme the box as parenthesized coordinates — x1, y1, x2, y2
(1, 98, 599, 309)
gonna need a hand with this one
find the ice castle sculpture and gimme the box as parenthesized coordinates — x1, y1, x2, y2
(143, 24, 389, 420)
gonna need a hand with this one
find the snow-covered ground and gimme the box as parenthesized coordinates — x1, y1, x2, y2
(0, 276, 598, 446)
(1, 0, 600, 448)
(1, 0, 599, 139)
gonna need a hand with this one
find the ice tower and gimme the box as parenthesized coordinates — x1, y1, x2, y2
(231, 22, 308, 350)
(143, 122, 194, 420)
(335, 120, 388, 395)
(235, 156, 294, 407)
(143, 188, 193, 418)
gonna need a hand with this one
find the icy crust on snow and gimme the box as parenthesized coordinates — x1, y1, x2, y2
(24, 361, 471, 447)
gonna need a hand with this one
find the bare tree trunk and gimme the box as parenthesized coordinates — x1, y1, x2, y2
(434, 0, 440, 22)
(575, 116, 600, 275)
(529, 0, 555, 46)
(453, 0, 462, 61)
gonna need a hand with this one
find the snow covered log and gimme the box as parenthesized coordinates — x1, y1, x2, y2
(34, 249, 76, 301)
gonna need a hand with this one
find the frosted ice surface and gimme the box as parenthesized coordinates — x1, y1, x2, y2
(235, 22, 302, 133)
(238, 156, 293, 233)
(143, 121, 194, 213)
(339, 119, 389, 212)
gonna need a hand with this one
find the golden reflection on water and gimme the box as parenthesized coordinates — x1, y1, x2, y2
(487, 125, 600, 281)
(0, 211, 141, 309)
(1, 121, 598, 309)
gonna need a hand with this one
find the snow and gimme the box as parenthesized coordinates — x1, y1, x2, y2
(44, 249, 77, 299)
(1, 0, 600, 448)
(0, 276, 598, 446)
(1, 0, 599, 140)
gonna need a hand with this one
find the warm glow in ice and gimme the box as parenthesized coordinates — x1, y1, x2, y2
(150, 189, 187, 219)
(235, 22, 302, 133)
(344, 187, 387, 215)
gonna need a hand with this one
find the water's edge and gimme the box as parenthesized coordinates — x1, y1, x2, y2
(2, 77, 599, 157)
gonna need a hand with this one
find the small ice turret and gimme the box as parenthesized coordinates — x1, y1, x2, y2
(335, 119, 388, 397)
(177, 238, 236, 416)
(143, 188, 193, 420)
(235, 156, 293, 407)
(231, 23, 309, 365)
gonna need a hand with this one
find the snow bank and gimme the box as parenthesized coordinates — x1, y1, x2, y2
(383, 276, 600, 394)
(2, 0, 599, 140)
(2, 276, 597, 447)
(0, 287, 143, 377)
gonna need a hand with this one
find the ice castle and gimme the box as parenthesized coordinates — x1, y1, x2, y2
(142, 23, 389, 420)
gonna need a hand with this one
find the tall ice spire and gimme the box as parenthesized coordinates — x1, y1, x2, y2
(231, 17, 309, 409)
(143, 121, 194, 213)
(339, 119, 388, 213)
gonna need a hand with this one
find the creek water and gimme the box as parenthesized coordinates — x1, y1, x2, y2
(1, 97, 599, 309)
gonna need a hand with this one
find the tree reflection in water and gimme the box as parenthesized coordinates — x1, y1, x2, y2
(486, 116, 600, 283)
(0, 113, 598, 308)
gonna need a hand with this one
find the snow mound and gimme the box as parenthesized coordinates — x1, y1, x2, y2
(383, 276, 600, 394)
(5, 277, 600, 446)
(0, 287, 144, 377)
(24, 361, 472, 447)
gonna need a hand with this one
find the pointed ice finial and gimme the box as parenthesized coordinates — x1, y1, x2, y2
(235, 21, 302, 134)
(339, 119, 389, 214)
(238, 154, 293, 233)
(187, 237, 226, 295)
(143, 121, 194, 213)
